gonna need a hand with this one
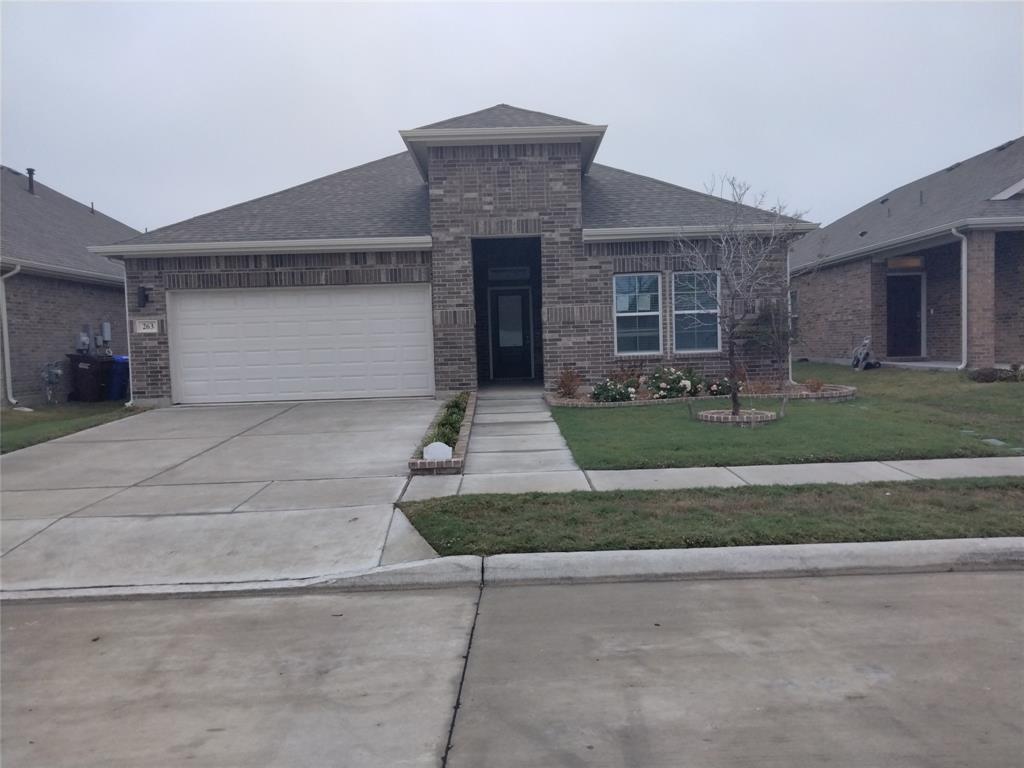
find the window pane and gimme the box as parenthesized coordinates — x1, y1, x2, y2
(614, 275, 637, 297)
(615, 274, 659, 314)
(675, 312, 719, 351)
(674, 272, 718, 312)
(616, 315, 660, 353)
(498, 294, 523, 348)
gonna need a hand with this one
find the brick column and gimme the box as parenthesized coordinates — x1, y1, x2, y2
(965, 231, 996, 369)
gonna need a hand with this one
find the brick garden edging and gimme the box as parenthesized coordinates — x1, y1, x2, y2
(544, 383, 856, 408)
(698, 408, 778, 426)
(408, 391, 478, 476)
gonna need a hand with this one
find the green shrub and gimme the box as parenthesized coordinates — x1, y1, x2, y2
(591, 379, 636, 402)
(647, 366, 702, 399)
(422, 392, 470, 450)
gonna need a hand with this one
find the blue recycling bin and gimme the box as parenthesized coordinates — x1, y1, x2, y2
(107, 355, 130, 400)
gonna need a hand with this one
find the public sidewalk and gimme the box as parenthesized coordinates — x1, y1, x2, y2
(402, 455, 1024, 500)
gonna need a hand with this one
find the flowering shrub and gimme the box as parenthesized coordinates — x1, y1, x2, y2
(646, 366, 702, 399)
(706, 377, 741, 397)
(591, 378, 637, 402)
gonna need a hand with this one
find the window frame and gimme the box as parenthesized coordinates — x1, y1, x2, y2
(612, 272, 663, 356)
(672, 270, 722, 354)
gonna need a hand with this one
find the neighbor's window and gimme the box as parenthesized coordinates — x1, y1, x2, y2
(789, 289, 799, 338)
(673, 271, 720, 352)
(614, 273, 661, 354)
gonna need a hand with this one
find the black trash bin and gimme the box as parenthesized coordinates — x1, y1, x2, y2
(67, 354, 114, 402)
(107, 355, 130, 400)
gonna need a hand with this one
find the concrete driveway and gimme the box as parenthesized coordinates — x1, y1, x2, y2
(1, 399, 440, 592)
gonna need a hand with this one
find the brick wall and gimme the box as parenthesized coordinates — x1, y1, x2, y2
(123, 250, 431, 403)
(922, 244, 961, 360)
(427, 142, 583, 391)
(995, 231, 1024, 364)
(2, 272, 126, 404)
(567, 240, 789, 385)
(790, 258, 875, 360)
(965, 231, 996, 369)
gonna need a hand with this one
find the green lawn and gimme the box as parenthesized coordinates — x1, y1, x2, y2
(551, 362, 1024, 469)
(401, 478, 1024, 556)
(1, 402, 139, 453)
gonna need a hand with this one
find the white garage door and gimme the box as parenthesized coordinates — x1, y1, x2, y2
(167, 285, 434, 404)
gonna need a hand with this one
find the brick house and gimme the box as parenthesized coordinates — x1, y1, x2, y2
(92, 105, 812, 406)
(1, 167, 137, 405)
(790, 138, 1024, 369)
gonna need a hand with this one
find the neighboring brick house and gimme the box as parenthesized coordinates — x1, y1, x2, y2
(1, 167, 137, 405)
(92, 105, 812, 406)
(790, 138, 1024, 369)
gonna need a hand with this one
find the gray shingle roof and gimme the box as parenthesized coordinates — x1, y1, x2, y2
(1, 166, 137, 281)
(582, 163, 798, 228)
(121, 154, 800, 248)
(118, 152, 428, 246)
(417, 104, 587, 129)
(790, 137, 1024, 270)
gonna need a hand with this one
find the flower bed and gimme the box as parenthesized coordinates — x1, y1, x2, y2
(545, 383, 856, 408)
(409, 391, 477, 475)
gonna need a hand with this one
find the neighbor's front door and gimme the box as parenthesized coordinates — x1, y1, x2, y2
(490, 288, 532, 379)
(887, 274, 923, 357)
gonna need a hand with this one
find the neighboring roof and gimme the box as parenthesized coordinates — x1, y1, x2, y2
(1, 166, 137, 283)
(582, 163, 805, 229)
(790, 137, 1024, 272)
(113, 152, 429, 247)
(417, 104, 587, 129)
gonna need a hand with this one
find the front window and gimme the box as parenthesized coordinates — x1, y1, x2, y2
(614, 273, 661, 354)
(673, 271, 720, 352)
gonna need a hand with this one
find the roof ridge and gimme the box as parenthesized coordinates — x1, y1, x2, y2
(591, 162, 806, 223)
(416, 103, 586, 129)
(118, 151, 417, 245)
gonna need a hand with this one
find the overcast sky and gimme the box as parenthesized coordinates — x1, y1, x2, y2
(2, 1, 1021, 234)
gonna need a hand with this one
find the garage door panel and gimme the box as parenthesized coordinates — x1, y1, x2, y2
(169, 285, 434, 403)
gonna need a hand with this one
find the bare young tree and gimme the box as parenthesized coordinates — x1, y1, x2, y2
(672, 177, 811, 416)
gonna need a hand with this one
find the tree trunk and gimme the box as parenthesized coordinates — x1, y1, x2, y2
(728, 334, 741, 416)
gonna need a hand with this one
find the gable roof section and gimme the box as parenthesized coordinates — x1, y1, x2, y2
(111, 152, 429, 248)
(1, 166, 137, 283)
(417, 104, 587, 129)
(790, 137, 1024, 272)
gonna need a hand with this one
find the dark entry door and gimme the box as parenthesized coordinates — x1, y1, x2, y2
(887, 274, 923, 357)
(490, 288, 532, 379)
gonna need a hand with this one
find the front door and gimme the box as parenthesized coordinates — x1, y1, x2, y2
(887, 274, 923, 357)
(490, 288, 533, 379)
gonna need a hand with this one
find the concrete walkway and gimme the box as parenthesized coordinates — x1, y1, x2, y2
(403, 386, 590, 500)
(403, 454, 1024, 501)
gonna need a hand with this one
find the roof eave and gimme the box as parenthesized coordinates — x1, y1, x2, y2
(583, 222, 818, 243)
(89, 235, 433, 259)
(2, 257, 124, 286)
(789, 216, 1024, 275)
(399, 125, 608, 181)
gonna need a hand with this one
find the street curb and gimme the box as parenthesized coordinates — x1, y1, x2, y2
(482, 538, 1024, 586)
(4, 539, 1021, 603)
(0, 556, 483, 604)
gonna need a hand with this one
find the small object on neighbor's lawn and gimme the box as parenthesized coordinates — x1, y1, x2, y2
(423, 441, 453, 461)
(851, 336, 881, 370)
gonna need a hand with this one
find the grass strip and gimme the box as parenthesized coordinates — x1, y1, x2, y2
(401, 478, 1024, 556)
